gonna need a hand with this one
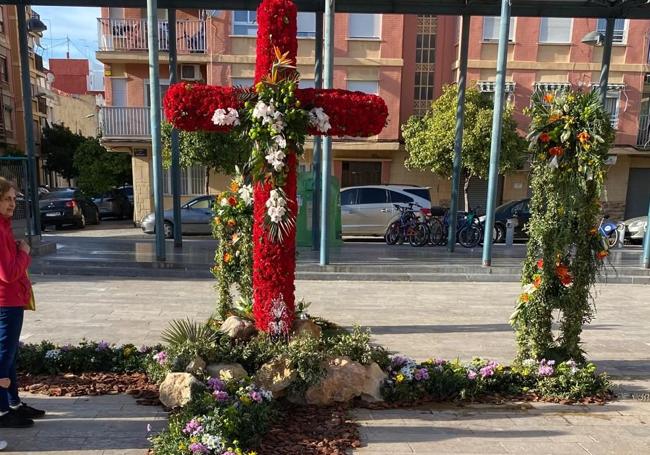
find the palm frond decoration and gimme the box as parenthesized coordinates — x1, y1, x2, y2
(161, 318, 219, 349)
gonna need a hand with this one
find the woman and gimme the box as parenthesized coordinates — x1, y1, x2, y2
(0, 177, 44, 428)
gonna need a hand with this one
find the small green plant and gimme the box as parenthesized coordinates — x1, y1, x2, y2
(161, 318, 219, 350)
(327, 325, 390, 368)
(284, 335, 327, 391)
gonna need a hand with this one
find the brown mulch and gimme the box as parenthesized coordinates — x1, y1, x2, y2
(17, 372, 161, 406)
(257, 403, 361, 455)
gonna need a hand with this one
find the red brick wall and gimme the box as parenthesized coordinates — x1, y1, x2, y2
(49, 59, 90, 95)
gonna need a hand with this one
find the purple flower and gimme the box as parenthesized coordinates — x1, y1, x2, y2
(182, 419, 203, 436)
(479, 362, 498, 379)
(153, 351, 167, 365)
(188, 442, 209, 454)
(214, 390, 229, 402)
(467, 370, 477, 381)
(61, 344, 74, 352)
(391, 355, 408, 369)
(222, 452, 237, 455)
(414, 368, 429, 381)
(538, 359, 556, 377)
(138, 345, 150, 353)
(207, 377, 225, 392)
(250, 391, 263, 403)
(433, 358, 446, 366)
(96, 340, 110, 352)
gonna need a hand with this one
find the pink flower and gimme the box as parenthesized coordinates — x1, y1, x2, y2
(214, 390, 229, 402)
(189, 442, 209, 454)
(538, 359, 555, 377)
(182, 419, 203, 436)
(467, 370, 477, 381)
(152, 351, 167, 365)
(250, 391, 263, 403)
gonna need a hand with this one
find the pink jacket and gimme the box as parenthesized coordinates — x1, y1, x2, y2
(0, 216, 32, 308)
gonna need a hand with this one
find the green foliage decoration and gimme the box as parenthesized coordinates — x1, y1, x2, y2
(511, 89, 615, 363)
(402, 84, 526, 209)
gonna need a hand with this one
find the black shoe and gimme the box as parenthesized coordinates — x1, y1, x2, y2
(11, 403, 45, 419)
(0, 411, 34, 428)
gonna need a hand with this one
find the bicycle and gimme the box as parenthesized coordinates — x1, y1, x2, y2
(384, 203, 430, 247)
(434, 207, 482, 248)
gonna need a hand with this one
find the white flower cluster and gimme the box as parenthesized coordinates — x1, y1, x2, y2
(252, 100, 286, 132)
(309, 107, 331, 133)
(522, 283, 537, 295)
(45, 349, 62, 360)
(238, 184, 253, 206)
(265, 189, 287, 223)
(398, 358, 417, 381)
(211, 107, 240, 127)
(268, 293, 289, 336)
(201, 433, 223, 451)
(265, 135, 287, 172)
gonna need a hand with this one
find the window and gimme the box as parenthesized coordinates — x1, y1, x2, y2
(604, 91, 621, 128)
(539, 17, 572, 43)
(389, 191, 413, 204)
(3, 95, 12, 132)
(188, 197, 213, 209)
(404, 188, 431, 202)
(163, 165, 207, 195)
(413, 15, 437, 116)
(299, 79, 315, 89)
(597, 18, 627, 43)
(231, 77, 254, 87)
(348, 14, 380, 39)
(340, 189, 358, 206)
(0, 7, 4, 34)
(342, 161, 382, 186)
(0, 56, 7, 83)
(233, 10, 257, 36)
(347, 80, 379, 95)
(144, 80, 170, 107)
(483, 16, 515, 41)
(297, 12, 316, 37)
(358, 188, 387, 205)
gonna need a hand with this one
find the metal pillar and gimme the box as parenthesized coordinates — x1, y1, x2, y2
(599, 18, 615, 107)
(16, 6, 41, 238)
(319, 0, 334, 266)
(448, 14, 470, 252)
(482, 0, 511, 267)
(147, 0, 166, 261)
(311, 12, 324, 251)
(168, 8, 182, 248)
(643, 201, 650, 268)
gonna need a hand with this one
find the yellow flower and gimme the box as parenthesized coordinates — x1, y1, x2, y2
(396, 373, 405, 383)
(240, 395, 252, 406)
(230, 181, 240, 193)
(223, 252, 233, 263)
(214, 216, 221, 225)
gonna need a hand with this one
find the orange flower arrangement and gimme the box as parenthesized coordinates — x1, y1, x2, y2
(577, 131, 590, 144)
(230, 181, 240, 192)
(596, 250, 609, 260)
(228, 196, 237, 206)
(214, 216, 221, 225)
(544, 93, 554, 104)
(223, 252, 233, 263)
(533, 274, 542, 288)
(538, 132, 551, 143)
(548, 113, 561, 123)
(519, 293, 530, 303)
(549, 146, 564, 157)
(227, 218, 237, 228)
(555, 263, 573, 286)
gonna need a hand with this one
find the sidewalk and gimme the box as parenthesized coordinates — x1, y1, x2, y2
(7, 276, 650, 454)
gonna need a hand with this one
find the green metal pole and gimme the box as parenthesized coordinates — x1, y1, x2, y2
(312, 12, 323, 251)
(482, 0, 511, 267)
(448, 14, 470, 252)
(320, 0, 334, 266)
(16, 5, 41, 238)
(148, 0, 165, 261)
(643, 200, 650, 268)
(599, 18, 615, 107)
(168, 8, 182, 248)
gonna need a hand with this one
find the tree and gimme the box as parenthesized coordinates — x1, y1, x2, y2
(402, 84, 527, 211)
(42, 123, 85, 185)
(161, 122, 251, 193)
(73, 138, 132, 195)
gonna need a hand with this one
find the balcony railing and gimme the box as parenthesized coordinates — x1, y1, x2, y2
(638, 114, 650, 149)
(100, 107, 164, 139)
(97, 18, 206, 53)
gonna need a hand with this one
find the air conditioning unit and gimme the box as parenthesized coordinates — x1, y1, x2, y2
(180, 64, 203, 81)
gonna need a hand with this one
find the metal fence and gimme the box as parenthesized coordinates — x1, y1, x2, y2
(637, 114, 650, 149)
(97, 18, 207, 53)
(0, 156, 30, 240)
(99, 107, 165, 139)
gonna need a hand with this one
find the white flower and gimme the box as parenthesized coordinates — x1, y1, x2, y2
(274, 135, 287, 149)
(238, 185, 253, 206)
(265, 146, 286, 172)
(220, 198, 229, 207)
(549, 156, 559, 169)
(201, 434, 223, 451)
(522, 283, 537, 294)
(252, 101, 273, 119)
(267, 205, 286, 223)
(309, 107, 331, 133)
(211, 107, 240, 126)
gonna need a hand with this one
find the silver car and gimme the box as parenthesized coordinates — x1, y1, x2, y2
(340, 185, 432, 236)
(624, 215, 647, 244)
(141, 195, 216, 238)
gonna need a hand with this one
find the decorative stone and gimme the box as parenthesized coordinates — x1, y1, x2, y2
(305, 357, 367, 406)
(254, 357, 297, 398)
(206, 362, 248, 381)
(220, 316, 257, 340)
(293, 319, 322, 339)
(360, 362, 387, 402)
(185, 356, 207, 375)
(159, 372, 204, 408)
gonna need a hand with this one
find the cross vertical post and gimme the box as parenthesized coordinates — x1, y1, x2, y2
(448, 14, 471, 252)
(599, 18, 615, 107)
(320, 0, 335, 266)
(147, 0, 165, 261)
(482, 0, 511, 267)
(311, 12, 324, 251)
(168, 8, 183, 247)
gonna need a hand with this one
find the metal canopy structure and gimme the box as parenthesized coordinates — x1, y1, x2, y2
(4, 0, 650, 18)
(5, 0, 650, 268)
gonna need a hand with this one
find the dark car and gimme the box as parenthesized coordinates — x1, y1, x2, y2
(93, 188, 132, 219)
(40, 189, 101, 229)
(480, 198, 531, 242)
(140, 195, 216, 238)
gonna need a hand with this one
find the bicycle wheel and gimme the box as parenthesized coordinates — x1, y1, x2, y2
(606, 230, 618, 248)
(384, 221, 402, 245)
(458, 225, 481, 248)
(408, 223, 430, 247)
(428, 218, 445, 246)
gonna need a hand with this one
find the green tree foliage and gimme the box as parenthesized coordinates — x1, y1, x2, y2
(402, 84, 527, 210)
(161, 122, 251, 192)
(73, 138, 132, 195)
(42, 123, 85, 185)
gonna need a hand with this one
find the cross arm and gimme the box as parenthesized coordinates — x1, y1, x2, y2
(297, 88, 388, 137)
(163, 83, 242, 132)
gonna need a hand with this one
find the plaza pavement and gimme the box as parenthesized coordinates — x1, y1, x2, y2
(5, 276, 649, 454)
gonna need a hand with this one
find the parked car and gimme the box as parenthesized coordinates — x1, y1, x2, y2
(92, 188, 132, 219)
(624, 215, 647, 245)
(39, 188, 101, 229)
(479, 198, 531, 243)
(340, 185, 433, 236)
(118, 185, 134, 205)
(141, 195, 216, 238)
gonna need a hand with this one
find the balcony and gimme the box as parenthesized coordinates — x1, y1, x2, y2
(638, 114, 650, 150)
(100, 107, 164, 140)
(98, 18, 206, 54)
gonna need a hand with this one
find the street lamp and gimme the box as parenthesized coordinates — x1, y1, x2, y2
(581, 30, 604, 47)
(27, 15, 47, 34)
